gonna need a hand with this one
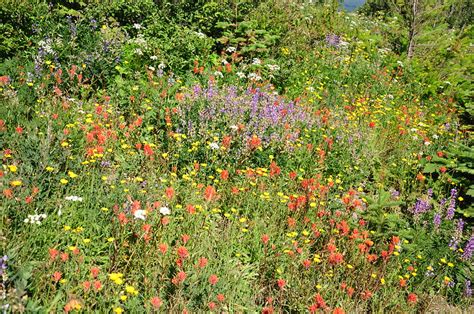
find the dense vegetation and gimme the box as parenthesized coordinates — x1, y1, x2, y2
(1, 0, 472, 312)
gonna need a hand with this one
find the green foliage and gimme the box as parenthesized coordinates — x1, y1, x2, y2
(0, 1, 48, 58)
(361, 0, 473, 120)
(142, 21, 215, 73)
(423, 142, 474, 217)
(216, 20, 280, 58)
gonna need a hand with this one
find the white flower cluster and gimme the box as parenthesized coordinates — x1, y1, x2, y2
(378, 47, 391, 55)
(226, 46, 236, 53)
(339, 40, 349, 48)
(195, 32, 206, 39)
(209, 142, 220, 150)
(248, 73, 262, 81)
(65, 195, 83, 202)
(159, 206, 171, 216)
(38, 39, 55, 54)
(134, 48, 144, 56)
(133, 209, 147, 220)
(132, 34, 147, 46)
(266, 64, 280, 71)
(24, 213, 47, 225)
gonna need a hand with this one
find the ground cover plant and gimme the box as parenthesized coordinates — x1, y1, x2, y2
(1, 0, 473, 312)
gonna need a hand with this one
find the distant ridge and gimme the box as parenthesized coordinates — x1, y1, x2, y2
(343, 0, 365, 11)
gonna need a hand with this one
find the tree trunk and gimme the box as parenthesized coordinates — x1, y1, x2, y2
(407, 0, 419, 58)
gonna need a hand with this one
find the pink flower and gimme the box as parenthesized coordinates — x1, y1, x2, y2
(209, 274, 219, 285)
(150, 296, 162, 309)
(277, 279, 286, 289)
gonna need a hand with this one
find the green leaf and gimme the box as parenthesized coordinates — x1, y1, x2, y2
(215, 22, 231, 29)
(459, 205, 474, 218)
(423, 163, 438, 173)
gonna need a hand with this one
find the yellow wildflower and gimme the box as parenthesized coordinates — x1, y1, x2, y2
(125, 285, 138, 296)
(68, 171, 78, 178)
(10, 180, 22, 187)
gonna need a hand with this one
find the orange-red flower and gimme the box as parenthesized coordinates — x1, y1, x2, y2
(277, 279, 286, 289)
(248, 135, 261, 149)
(165, 187, 175, 199)
(172, 271, 187, 285)
(198, 257, 208, 268)
(220, 170, 229, 180)
(177, 246, 189, 259)
(49, 248, 59, 260)
(83, 281, 91, 292)
(333, 307, 345, 314)
(204, 185, 217, 201)
(150, 297, 162, 309)
(269, 161, 281, 177)
(143, 144, 154, 157)
(407, 293, 417, 304)
(159, 243, 168, 254)
(361, 289, 372, 300)
(52, 271, 62, 282)
(93, 280, 102, 291)
(329, 252, 344, 265)
(90, 267, 100, 278)
(209, 274, 219, 285)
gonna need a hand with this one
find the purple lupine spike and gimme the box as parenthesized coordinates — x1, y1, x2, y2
(448, 237, 458, 250)
(0, 255, 7, 275)
(193, 85, 201, 97)
(175, 82, 316, 151)
(390, 189, 400, 199)
(67, 15, 77, 37)
(433, 213, 441, 229)
(461, 236, 474, 260)
(456, 219, 465, 234)
(412, 198, 431, 216)
(100, 160, 111, 168)
(446, 188, 457, 220)
(465, 280, 472, 297)
(440, 198, 447, 207)
(326, 34, 341, 47)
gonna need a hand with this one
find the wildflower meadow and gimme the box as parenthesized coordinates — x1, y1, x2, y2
(1, 0, 473, 313)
